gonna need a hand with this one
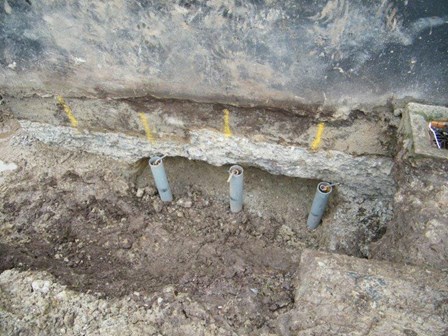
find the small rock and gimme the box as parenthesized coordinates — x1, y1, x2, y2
(55, 290, 68, 301)
(4, 1, 12, 15)
(176, 211, 184, 218)
(153, 199, 164, 213)
(163, 285, 175, 294)
(144, 186, 157, 196)
(250, 288, 259, 294)
(31, 280, 51, 294)
(394, 108, 404, 117)
(269, 297, 292, 311)
(278, 225, 294, 237)
(136, 188, 145, 198)
(197, 198, 210, 208)
(63, 312, 76, 327)
(176, 198, 193, 208)
(0, 160, 17, 173)
(41, 213, 52, 221)
(120, 238, 133, 249)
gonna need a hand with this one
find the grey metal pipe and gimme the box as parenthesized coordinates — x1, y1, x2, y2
(228, 165, 244, 213)
(307, 182, 333, 229)
(149, 156, 173, 202)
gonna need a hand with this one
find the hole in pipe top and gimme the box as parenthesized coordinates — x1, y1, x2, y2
(149, 156, 163, 166)
(318, 182, 333, 194)
(229, 165, 243, 176)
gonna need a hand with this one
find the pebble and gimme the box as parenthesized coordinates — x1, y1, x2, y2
(153, 199, 164, 213)
(136, 188, 145, 198)
(63, 312, 75, 327)
(176, 198, 193, 208)
(0, 160, 17, 173)
(144, 186, 157, 196)
(121, 238, 132, 249)
(31, 280, 51, 294)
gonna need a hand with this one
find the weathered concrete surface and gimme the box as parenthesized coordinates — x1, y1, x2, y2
(278, 249, 448, 336)
(5, 96, 397, 156)
(404, 103, 448, 160)
(15, 118, 396, 200)
(1, 0, 447, 108)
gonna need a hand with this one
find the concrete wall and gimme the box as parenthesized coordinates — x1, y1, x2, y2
(1, 0, 447, 108)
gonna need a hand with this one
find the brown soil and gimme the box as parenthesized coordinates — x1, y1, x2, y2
(0, 144, 321, 331)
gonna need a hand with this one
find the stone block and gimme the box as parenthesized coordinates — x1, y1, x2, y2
(280, 249, 448, 335)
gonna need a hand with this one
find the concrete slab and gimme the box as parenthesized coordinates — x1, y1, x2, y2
(279, 249, 448, 336)
(5, 96, 395, 156)
(4, 96, 397, 197)
(406, 103, 448, 160)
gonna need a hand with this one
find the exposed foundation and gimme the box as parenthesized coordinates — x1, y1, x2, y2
(4, 94, 399, 256)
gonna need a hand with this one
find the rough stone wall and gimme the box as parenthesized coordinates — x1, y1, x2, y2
(1, 0, 447, 108)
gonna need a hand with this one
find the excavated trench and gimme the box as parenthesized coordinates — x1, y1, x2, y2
(0, 97, 400, 332)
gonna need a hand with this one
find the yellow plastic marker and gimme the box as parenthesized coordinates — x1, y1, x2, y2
(138, 112, 155, 143)
(56, 96, 78, 128)
(311, 122, 325, 151)
(223, 109, 232, 137)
